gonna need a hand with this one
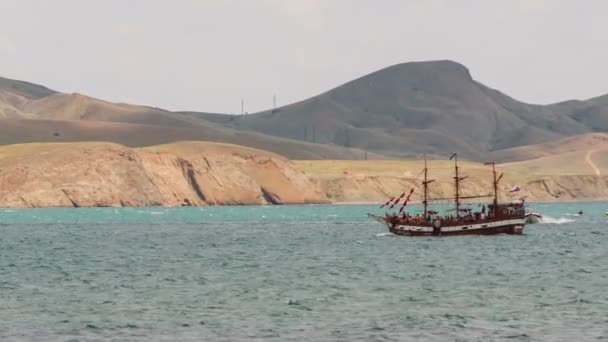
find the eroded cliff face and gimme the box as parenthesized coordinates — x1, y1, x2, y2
(2, 142, 605, 208)
(313, 174, 608, 204)
(0, 142, 327, 208)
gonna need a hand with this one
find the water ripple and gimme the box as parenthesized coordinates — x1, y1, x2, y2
(0, 203, 607, 340)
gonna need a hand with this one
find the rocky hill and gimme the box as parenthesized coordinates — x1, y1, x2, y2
(0, 141, 328, 208)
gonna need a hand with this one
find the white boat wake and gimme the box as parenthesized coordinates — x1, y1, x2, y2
(539, 215, 575, 225)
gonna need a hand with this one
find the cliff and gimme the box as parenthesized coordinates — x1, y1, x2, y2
(2, 141, 607, 208)
(0, 142, 327, 208)
(296, 159, 608, 203)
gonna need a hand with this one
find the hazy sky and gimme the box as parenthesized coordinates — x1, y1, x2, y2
(1, 0, 606, 113)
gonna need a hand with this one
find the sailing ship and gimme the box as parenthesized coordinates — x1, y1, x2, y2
(370, 153, 526, 236)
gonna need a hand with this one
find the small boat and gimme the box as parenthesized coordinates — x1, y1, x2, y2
(525, 211, 542, 224)
(370, 154, 526, 236)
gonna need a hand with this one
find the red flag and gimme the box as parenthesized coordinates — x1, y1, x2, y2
(389, 192, 406, 208)
(484, 161, 494, 165)
(380, 196, 395, 208)
(390, 200, 398, 209)
(397, 188, 415, 213)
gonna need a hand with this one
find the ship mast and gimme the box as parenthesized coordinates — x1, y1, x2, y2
(423, 154, 428, 217)
(453, 153, 460, 218)
(451, 153, 468, 219)
(422, 154, 435, 218)
(486, 161, 503, 215)
(492, 162, 498, 209)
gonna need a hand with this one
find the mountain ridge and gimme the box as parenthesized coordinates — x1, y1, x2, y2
(2, 60, 608, 160)
(216, 60, 599, 158)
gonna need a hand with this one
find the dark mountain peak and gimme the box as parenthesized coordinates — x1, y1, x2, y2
(373, 59, 473, 83)
(226, 59, 596, 159)
(390, 59, 470, 74)
(330, 59, 474, 103)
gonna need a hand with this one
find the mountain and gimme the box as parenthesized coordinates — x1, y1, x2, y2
(0, 78, 227, 126)
(0, 77, 376, 160)
(548, 94, 608, 132)
(204, 60, 608, 159)
(2, 61, 608, 160)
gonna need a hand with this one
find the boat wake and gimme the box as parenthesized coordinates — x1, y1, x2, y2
(375, 232, 394, 237)
(539, 215, 574, 225)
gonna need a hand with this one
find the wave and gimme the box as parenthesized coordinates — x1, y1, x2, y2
(375, 232, 394, 237)
(540, 215, 575, 225)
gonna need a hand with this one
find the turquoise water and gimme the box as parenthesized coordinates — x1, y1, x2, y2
(1, 203, 607, 341)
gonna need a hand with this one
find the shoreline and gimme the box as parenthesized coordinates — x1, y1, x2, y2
(2, 198, 607, 210)
(3, 142, 608, 209)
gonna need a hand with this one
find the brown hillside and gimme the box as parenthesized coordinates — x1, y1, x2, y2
(0, 141, 328, 208)
(0, 119, 383, 160)
(489, 133, 608, 162)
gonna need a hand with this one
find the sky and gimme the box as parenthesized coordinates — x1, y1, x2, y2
(0, 0, 607, 113)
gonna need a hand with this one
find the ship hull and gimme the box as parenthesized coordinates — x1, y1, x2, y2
(525, 214, 542, 224)
(388, 219, 526, 236)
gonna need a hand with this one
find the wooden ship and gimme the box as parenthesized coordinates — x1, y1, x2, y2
(370, 154, 526, 236)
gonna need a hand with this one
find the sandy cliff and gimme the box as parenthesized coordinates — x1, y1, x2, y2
(310, 173, 608, 203)
(0, 142, 327, 208)
(2, 141, 607, 208)
(296, 159, 608, 203)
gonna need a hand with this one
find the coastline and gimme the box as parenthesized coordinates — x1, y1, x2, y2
(0, 141, 328, 208)
(2, 142, 608, 208)
(2, 198, 607, 210)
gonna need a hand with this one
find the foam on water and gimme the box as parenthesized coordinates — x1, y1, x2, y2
(540, 215, 575, 225)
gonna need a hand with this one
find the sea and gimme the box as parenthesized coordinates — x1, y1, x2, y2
(1, 202, 607, 341)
